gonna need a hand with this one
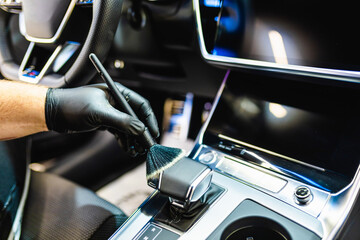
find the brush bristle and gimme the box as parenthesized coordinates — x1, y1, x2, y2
(146, 144, 186, 180)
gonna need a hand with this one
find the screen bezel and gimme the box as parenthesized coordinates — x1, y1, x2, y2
(193, 0, 360, 84)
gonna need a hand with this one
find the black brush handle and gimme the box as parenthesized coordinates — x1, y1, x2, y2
(89, 53, 156, 149)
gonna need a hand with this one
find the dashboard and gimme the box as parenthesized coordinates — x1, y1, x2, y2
(109, 1, 360, 239)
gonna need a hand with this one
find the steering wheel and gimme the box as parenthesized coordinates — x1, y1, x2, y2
(0, 0, 122, 87)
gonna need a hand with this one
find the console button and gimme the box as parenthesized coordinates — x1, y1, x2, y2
(294, 186, 312, 205)
(199, 151, 217, 164)
(136, 224, 161, 240)
(135, 223, 179, 240)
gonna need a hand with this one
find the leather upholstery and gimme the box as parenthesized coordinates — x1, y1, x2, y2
(20, 171, 127, 240)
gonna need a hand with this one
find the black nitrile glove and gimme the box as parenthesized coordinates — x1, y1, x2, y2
(45, 84, 159, 142)
(115, 131, 146, 157)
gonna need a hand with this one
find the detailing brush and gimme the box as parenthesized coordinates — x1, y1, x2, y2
(89, 53, 185, 183)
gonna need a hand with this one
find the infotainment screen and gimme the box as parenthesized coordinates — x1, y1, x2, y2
(198, 0, 360, 79)
(203, 75, 360, 192)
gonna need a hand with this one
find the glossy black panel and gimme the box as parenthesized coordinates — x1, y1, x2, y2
(200, 0, 360, 71)
(203, 74, 360, 192)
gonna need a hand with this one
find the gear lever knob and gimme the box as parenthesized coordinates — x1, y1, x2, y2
(150, 157, 213, 209)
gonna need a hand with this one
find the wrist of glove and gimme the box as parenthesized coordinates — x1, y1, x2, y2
(45, 84, 159, 148)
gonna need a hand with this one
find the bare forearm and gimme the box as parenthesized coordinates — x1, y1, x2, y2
(0, 80, 48, 140)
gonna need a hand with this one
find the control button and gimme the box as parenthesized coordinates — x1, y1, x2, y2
(136, 224, 162, 240)
(135, 223, 180, 240)
(199, 151, 217, 164)
(294, 186, 312, 205)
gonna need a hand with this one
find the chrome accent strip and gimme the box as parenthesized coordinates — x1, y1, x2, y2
(7, 167, 30, 240)
(193, 0, 360, 83)
(169, 198, 188, 209)
(195, 70, 229, 146)
(19, 0, 77, 43)
(157, 171, 163, 190)
(18, 43, 63, 84)
(186, 168, 212, 202)
(319, 163, 360, 239)
(7, 139, 31, 240)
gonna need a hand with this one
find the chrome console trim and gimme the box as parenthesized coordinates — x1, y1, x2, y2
(110, 172, 324, 239)
(7, 160, 30, 240)
(195, 70, 229, 146)
(193, 0, 360, 83)
(194, 145, 330, 219)
(319, 163, 360, 239)
(183, 173, 323, 239)
(19, 0, 77, 44)
(186, 168, 212, 202)
(7, 139, 31, 240)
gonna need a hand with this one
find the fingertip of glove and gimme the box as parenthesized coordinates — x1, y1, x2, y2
(151, 127, 160, 139)
(145, 114, 160, 139)
(153, 121, 160, 139)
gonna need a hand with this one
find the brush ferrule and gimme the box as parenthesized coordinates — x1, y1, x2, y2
(140, 128, 156, 149)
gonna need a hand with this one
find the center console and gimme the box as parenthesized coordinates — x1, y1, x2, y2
(109, 71, 360, 239)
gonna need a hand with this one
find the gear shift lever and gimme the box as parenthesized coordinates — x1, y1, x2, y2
(151, 157, 225, 231)
(149, 157, 213, 209)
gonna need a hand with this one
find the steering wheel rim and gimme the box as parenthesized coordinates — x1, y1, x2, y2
(0, 0, 123, 88)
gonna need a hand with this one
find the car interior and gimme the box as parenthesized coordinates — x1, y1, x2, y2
(1, 0, 360, 239)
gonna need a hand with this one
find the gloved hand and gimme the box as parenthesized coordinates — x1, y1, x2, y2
(45, 83, 159, 141)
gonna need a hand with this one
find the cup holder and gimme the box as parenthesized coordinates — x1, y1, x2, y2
(221, 217, 291, 240)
